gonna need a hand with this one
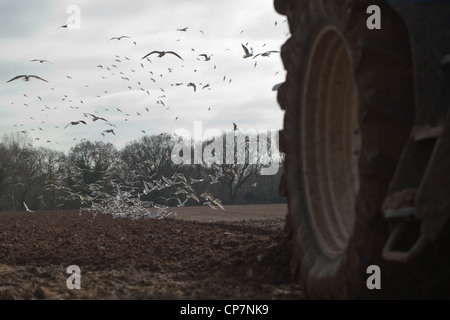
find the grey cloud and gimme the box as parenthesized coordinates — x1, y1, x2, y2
(0, 0, 55, 39)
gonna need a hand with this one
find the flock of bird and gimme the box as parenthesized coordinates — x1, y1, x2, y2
(54, 169, 229, 220)
(5, 16, 287, 218)
(6, 18, 286, 144)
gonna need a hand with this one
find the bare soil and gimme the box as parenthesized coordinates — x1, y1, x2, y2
(0, 204, 304, 300)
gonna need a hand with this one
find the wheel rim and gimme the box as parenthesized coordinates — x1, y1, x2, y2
(300, 27, 360, 259)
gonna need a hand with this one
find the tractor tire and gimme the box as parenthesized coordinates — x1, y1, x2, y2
(276, 0, 419, 298)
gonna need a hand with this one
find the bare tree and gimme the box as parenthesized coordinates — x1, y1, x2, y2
(67, 141, 119, 200)
(118, 134, 186, 202)
(199, 130, 282, 205)
(0, 133, 40, 211)
(35, 148, 68, 209)
(119, 134, 176, 179)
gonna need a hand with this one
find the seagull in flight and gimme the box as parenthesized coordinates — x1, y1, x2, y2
(103, 129, 115, 135)
(203, 201, 218, 210)
(7, 75, 48, 83)
(212, 198, 225, 210)
(198, 54, 213, 61)
(190, 177, 204, 184)
(109, 36, 131, 40)
(84, 113, 108, 122)
(64, 120, 86, 129)
(172, 173, 187, 183)
(23, 201, 35, 213)
(143, 181, 157, 194)
(57, 23, 69, 30)
(187, 82, 196, 92)
(253, 50, 280, 59)
(142, 51, 183, 61)
(241, 43, 253, 58)
(176, 196, 188, 207)
(209, 174, 220, 184)
(177, 27, 188, 31)
(30, 59, 53, 64)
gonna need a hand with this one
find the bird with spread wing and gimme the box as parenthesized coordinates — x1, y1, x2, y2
(7, 75, 48, 83)
(142, 51, 183, 61)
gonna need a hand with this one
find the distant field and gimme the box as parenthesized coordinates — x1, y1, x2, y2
(171, 203, 288, 222)
(0, 203, 288, 225)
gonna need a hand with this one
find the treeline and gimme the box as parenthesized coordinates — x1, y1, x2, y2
(0, 132, 285, 211)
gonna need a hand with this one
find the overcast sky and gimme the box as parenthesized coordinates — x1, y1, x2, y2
(0, 0, 289, 153)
